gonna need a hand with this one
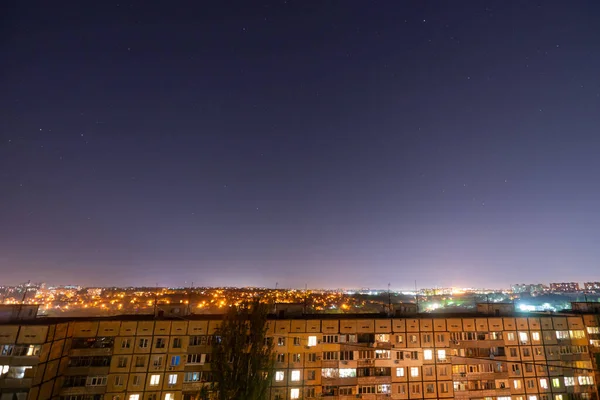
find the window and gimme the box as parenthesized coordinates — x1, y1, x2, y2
(377, 384, 391, 394)
(440, 382, 449, 393)
(532, 332, 540, 341)
(529, 396, 537, 400)
(277, 337, 286, 346)
(519, 332, 529, 343)
(293, 337, 301, 346)
(396, 367, 405, 377)
(552, 378, 561, 388)
(426, 384, 435, 393)
(276, 353, 285, 362)
(292, 353, 301, 363)
(409, 335, 418, 343)
(155, 338, 166, 348)
(323, 335, 338, 343)
(115, 375, 124, 386)
(152, 356, 163, 367)
(132, 376, 141, 386)
(556, 331, 569, 340)
(507, 332, 516, 341)
(170, 355, 180, 366)
(168, 374, 177, 385)
(587, 327, 600, 334)
(396, 334, 404, 343)
(138, 338, 149, 348)
(510, 348, 518, 357)
(513, 379, 522, 389)
(359, 386, 375, 394)
(436, 333, 445, 342)
(117, 357, 127, 368)
(290, 388, 300, 400)
(555, 396, 563, 400)
(439, 366, 449, 376)
(129, 396, 139, 400)
(322, 368, 337, 378)
(423, 334, 432, 343)
(275, 371, 285, 381)
(307, 336, 317, 346)
(322, 351, 338, 360)
(339, 387, 352, 395)
(172, 338, 182, 348)
(150, 375, 160, 386)
(376, 334, 390, 343)
(570, 330, 585, 339)
(187, 354, 209, 364)
(540, 378, 548, 389)
(438, 349, 446, 360)
(121, 339, 131, 349)
(375, 349, 390, 359)
(291, 370, 301, 381)
(86, 376, 107, 386)
(527, 379, 535, 389)
(184, 372, 200, 382)
(523, 348, 531, 357)
(339, 368, 356, 378)
(164, 394, 174, 400)
(424, 349, 433, 360)
(411, 384, 421, 394)
(307, 370, 316, 380)
(410, 367, 419, 377)
(307, 353, 317, 362)
(578, 376, 594, 385)
(340, 350, 353, 360)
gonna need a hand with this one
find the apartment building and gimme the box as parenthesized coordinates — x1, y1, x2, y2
(0, 309, 599, 400)
(549, 283, 581, 293)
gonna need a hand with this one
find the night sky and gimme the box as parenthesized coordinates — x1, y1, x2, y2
(2, 1, 600, 289)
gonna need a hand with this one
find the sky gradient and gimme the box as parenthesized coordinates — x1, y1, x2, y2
(2, 1, 600, 289)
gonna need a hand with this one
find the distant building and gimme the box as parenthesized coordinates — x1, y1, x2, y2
(584, 282, 600, 292)
(510, 283, 546, 294)
(549, 282, 580, 292)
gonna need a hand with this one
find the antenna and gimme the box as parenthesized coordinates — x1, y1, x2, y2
(415, 280, 419, 313)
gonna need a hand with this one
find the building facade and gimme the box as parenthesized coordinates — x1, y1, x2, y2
(549, 283, 581, 293)
(0, 311, 599, 400)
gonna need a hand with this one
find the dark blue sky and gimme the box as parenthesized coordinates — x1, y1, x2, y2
(2, 1, 600, 288)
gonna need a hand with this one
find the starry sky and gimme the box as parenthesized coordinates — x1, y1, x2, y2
(2, 1, 600, 289)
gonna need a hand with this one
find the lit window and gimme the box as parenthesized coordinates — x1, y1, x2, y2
(129, 396, 139, 400)
(587, 327, 599, 334)
(578, 376, 594, 385)
(556, 331, 569, 339)
(532, 332, 540, 341)
(570, 330, 585, 339)
(290, 388, 300, 399)
(528, 396, 537, 400)
(564, 377, 575, 387)
(396, 367, 405, 377)
(437, 349, 446, 360)
(275, 371, 285, 381)
(552, 378, 560, 388)
(555, 395, 563, 400)
(291, 370, 301, 381)
(423, 349, 432, 360)
(513, 380, 522, 389)
(150, 375, 160, 386)
(519, 332, 528, 342)
(540, 378, 548, 389)
(507, 332, 515, 341)
(164, 394, 174, 400)
(307, 336, 317, 347)
(410, 367, 419, 377)
(339, 368, 356, 378)
(168, 374, 177, 385)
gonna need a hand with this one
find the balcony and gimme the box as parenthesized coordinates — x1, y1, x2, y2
(0, 378, 33, 390)
(357, 375, 392, 385)
(60, 386, 107, 396)
(64, 366, 110, 376)
(69, 348, 112, 357)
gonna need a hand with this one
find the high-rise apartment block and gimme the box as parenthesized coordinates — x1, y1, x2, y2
(0, 306, 599, 400)
(549, 283, 581, 293)
(584, 283, 600, 292)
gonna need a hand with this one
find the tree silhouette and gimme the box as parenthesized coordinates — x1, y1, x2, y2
(211, 301, 275, 400)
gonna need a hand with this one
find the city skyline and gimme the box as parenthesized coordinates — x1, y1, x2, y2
(2, 1, 600, 287)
